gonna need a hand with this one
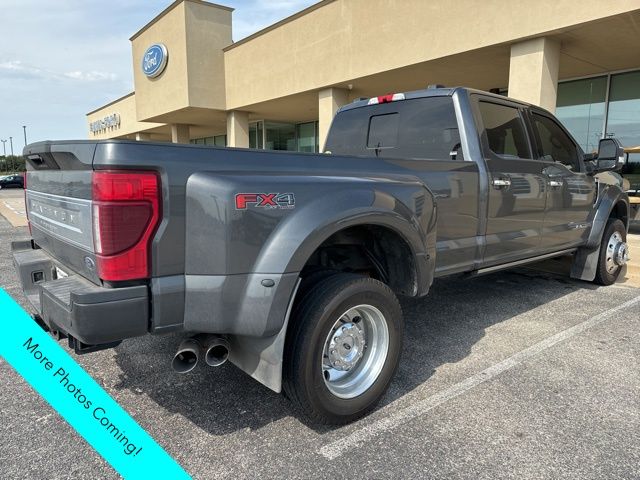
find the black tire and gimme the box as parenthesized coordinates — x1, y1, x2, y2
(283, 273, 403, 425)
(594, 218, 627, 286)
(294, 268, 338, 304)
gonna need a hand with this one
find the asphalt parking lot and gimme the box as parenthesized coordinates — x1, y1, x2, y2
(1, 189, 639, 480)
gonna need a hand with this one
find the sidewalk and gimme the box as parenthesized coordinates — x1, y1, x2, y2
(623, 232, 640, 287)
(0, 197, 28, 227)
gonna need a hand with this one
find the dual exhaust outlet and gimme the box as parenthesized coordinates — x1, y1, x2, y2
(172, 334, 230, 374)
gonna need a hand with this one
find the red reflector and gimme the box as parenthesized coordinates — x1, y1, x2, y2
(92, 171, 161, 281)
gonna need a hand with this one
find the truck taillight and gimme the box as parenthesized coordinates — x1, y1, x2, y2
(92, 171, 161, 282)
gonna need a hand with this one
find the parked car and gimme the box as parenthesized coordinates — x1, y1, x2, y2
(13, 87, 630, 424)
(0, 174, 24, 189)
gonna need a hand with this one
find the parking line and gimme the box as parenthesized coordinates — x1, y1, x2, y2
(318, 296, 640, 460)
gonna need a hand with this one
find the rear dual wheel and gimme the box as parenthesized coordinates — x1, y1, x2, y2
(283, 273, 403, 425)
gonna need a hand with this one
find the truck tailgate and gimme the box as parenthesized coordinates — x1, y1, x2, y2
(24, 141, 101, 284)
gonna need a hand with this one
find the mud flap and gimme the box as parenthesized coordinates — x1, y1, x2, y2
(570, 245, 600, 282)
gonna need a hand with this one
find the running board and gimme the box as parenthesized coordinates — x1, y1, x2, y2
(470, 248, 577, 277)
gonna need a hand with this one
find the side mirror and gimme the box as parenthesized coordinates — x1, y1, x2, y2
(587, 138, 627, 175)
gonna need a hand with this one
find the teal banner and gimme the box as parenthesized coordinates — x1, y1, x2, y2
(0, 288, 191, 479)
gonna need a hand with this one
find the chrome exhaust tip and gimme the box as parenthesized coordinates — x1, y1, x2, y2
(203, 336, 230, 367)
(172, 338, 201, 374)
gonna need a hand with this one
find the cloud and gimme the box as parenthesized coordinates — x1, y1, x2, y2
(0, 60, 118, 83)
(0, 60, 25, 71)
(0, 60, 52, 80)
(63, 71, 119, 82)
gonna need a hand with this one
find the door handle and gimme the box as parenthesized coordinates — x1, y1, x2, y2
(492, 177, 511, 189)
(548, 179, 563, 188)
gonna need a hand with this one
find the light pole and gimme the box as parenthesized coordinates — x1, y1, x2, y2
(23, 126, 27, 146)
(9, 137, 14, 172)
(1, 140, 6, 172)
(1, 139, 6, 157)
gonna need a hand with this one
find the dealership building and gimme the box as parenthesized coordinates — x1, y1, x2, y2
(87, 0, 640, 160)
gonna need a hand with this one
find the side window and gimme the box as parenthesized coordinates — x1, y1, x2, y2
(478, 101, 530, 159)
(366, 98, 462, 160)
(531, 113, 580, 170)
(398, 97, 462, 161)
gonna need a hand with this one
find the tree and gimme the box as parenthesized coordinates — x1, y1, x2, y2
(0, 155, 26, 173)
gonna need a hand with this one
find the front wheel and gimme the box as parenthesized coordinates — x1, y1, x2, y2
(283, 273, 403, 425)
(594, 218, 629, 286)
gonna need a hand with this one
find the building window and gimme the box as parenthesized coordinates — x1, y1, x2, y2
(606, 71, 640, 148)
(248, 120, 319, 152)
(607, 71, 640, 191)
(296, 121, 318, 153)
(190, 135, 226, 146)
(249, 121, 264, 149)
(556, 70, 640, 192)
(265, 121, 296, 151)
(555, 76, 607, 154)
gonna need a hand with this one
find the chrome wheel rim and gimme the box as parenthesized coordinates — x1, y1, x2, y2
(605, 231, 628, 274)
(321, 304, 389, 399)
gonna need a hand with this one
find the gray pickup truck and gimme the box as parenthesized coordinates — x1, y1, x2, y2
(13, 87, 631, 424)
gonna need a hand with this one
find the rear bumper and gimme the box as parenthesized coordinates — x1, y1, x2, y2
(11, 240, 149, 348)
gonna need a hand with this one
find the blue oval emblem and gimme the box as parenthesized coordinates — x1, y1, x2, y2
(142, 43, 168, 78)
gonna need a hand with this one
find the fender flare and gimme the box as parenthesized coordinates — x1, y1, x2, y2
(252, 186, 437, 292)
(571, 184, 629, 281)
(584, 184, 629, 249)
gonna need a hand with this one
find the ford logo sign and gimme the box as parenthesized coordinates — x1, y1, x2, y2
(142, 43, 168, 78)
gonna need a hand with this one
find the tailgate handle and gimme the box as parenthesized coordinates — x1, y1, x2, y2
(28, 154, 44, 165)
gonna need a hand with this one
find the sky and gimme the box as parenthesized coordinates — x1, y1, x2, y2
(0, 0, 317, 152)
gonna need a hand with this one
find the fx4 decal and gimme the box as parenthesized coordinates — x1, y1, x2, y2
(235, 193, 296, 210)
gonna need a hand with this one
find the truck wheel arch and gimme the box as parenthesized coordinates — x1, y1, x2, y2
(293, 223, 420, 297)
(251, 187, 437, 295)
(585, 186, 630, 250)
(610, 199, 629, 231)
(571, 185, 630, 282)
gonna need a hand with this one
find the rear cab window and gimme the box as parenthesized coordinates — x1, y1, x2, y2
(326, 96, 463, 161)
